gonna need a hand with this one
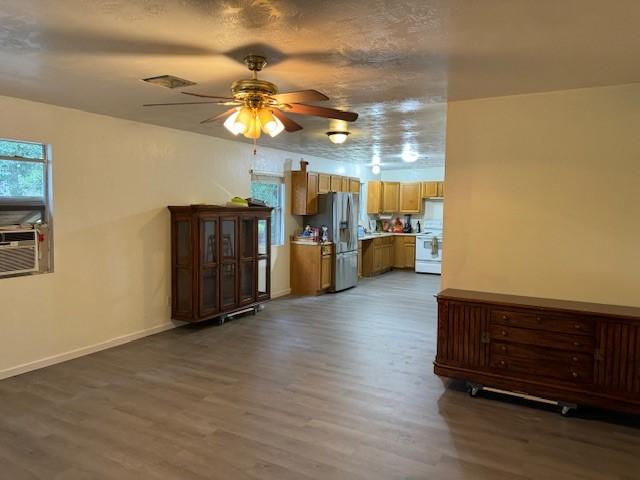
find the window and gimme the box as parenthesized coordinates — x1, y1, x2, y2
(251, 174, 284, 246)
(0, 138, 53, 273)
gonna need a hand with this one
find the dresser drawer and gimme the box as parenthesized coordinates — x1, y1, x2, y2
(491, 342, 593, 369)
(490, 347, 593, 384)
(489, 325, 595, 353)
(492, 309, 594, 336)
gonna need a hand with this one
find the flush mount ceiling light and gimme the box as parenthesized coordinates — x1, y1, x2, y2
(326, 131, 350, 144)
(143, 55, 358, 145)
(401, 145, 419, 163)
(372, 164, 381, 175)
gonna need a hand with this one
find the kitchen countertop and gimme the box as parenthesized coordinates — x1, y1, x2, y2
(359, 232, 420, 241)
(290, 240, 334, 245)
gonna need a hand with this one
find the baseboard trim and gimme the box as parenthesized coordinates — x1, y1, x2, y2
(0, 321, 179, 381)
(271, 288, 291, 299)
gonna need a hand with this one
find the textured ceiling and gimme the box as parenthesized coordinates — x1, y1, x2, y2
(1, 0, 640, 168)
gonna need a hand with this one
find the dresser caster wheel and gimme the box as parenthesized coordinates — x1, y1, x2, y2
(467, 383, 482, 397)
(558, 403, 577, 417)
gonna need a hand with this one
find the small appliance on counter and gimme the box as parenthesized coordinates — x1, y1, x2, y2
(403, 215, 413, 233)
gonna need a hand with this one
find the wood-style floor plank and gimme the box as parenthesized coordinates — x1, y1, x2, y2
(0, 271, 638, 479)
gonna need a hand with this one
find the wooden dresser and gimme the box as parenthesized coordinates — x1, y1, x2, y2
(435, 289, 640, 414)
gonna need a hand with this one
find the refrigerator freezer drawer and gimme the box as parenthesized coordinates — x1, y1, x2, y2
(334, 250, 358, 292)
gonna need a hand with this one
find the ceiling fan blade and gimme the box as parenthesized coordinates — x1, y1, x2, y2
(272, 110, 303, 132)
(143, 101, 231, 107)
(200, 108, 238, 124)
(43, 26, 218, 56)
(182, 92, 235, 101)
(273, 90, 329, 104)
(284, 104, 359, 122)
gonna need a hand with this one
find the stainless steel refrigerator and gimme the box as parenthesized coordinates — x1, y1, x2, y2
(306, 192, 359, 292)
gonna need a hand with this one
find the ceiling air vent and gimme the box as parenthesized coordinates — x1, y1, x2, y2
(142, 75, 197, 89)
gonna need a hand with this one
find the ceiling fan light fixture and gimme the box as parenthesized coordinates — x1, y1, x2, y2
(326, 131, 350, 144)
(223, 109, 244, 135)
(243, 116, 262, 139)
(268, 116, 285, 137)
(258, 108, 278, 135)
(372, 164, 381, 175)
(234, 107, 254, 133)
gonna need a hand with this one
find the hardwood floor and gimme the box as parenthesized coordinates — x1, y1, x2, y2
(0, 271, 638, 479)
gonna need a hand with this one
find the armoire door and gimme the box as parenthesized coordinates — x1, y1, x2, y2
(256, 216, 271, 300)
(239, 216, 256, 305)
(198, 215, 218, 317)
(172, 215, 193, 318)
(220, 216, 238, 310)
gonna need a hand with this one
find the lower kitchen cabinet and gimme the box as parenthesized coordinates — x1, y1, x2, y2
(291, 242, 334, 295)
(362, 236, 394, 276)
(357, 240, 363, 277)
(393, 236, 416, 269)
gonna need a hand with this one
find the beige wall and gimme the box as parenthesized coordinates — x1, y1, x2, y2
(443, 83, 640, 307)
(0, 94, 355, 377)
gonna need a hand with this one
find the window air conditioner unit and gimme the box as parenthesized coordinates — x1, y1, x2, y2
(0, 229, 39, 276)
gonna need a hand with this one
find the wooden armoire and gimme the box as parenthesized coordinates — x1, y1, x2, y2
(168, 204, 272, 323)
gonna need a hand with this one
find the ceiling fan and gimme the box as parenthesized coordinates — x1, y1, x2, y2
(143, 55, 359, 141)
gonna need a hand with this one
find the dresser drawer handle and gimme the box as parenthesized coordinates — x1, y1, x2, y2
(572, 356, 579, 362)
(500, 345, 507, 352)
(574, 324, 582, 330)
(501, 315, 509, 321)
(501, 330, 508, 337)
(573, 342, 581, 347)
(572, 371, 578, 378)
(499, 360, 506, 366)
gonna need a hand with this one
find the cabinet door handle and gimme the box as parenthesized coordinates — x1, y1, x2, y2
(499, 360, 506, 366)
(572, 356, 579, 362)
(573, 342, 581, 347)
(574, 324, 582, 330)
(572, 371, 578, 378)
(501, 330, 508, 336)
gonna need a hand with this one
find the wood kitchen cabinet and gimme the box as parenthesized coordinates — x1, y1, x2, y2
(330, 175, 342, 192)
(435, 289, 640, 415)
(393, 236, 416, 269)
(168, 204, 272, 324)
(291, 171, 319, 215)
(367, 181, 383, 214)
(399, 182, 422, 213)
(341, 177, 350, 193)
(291, 243, 334, 295)
(357, 240, 363, 277)
(382, 182, 400, 213)
(350, 178, 360, 194)
(362, 236, 394, 276)
(422, 181, 445, 198)
(318, 173, 331, 194)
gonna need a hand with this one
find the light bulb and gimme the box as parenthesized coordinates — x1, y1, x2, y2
(372, 164, 381, 175)
(223, 109, 243, 135)
(258, 109, 278, 134)
(326, 131, 350, 144)
(268, 116, 285, 137)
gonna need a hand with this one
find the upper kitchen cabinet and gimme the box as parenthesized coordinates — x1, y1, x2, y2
(422, 181, 445, 198)
(318, 173, 331, 194)
(291, 171, 319, 215)
(341, 177, 350, 193)
(399, 182, 422, 213)
(349, 178, 360, 194)
(367, 180, 383, 214)
(382, 182, 400, 213)
(330, 175, 342, 192)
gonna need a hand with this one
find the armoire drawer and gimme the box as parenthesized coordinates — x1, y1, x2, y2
(490, 350, 593, 384)
(491, 342, 593, 371)
(489, 325, 595, 353)
(491, 309, 594, 336)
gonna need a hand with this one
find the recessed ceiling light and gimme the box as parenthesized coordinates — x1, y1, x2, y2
(142, 75, 197, 89)
(372, 164, 381, 175)
(326, 131, 350, 144)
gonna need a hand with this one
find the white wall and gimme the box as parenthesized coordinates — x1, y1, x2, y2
(443, 83, 640, 307)
(0, 94, 351, 378)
